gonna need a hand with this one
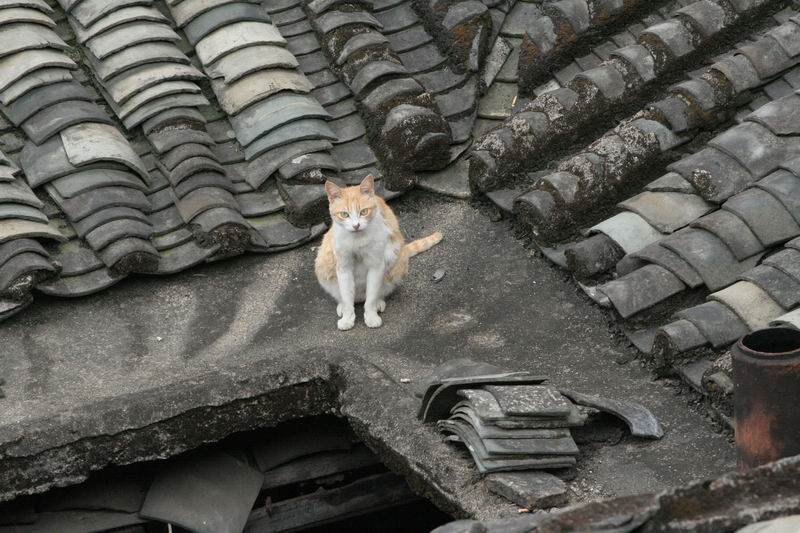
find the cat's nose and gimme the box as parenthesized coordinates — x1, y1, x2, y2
(353, 223, 361, 230)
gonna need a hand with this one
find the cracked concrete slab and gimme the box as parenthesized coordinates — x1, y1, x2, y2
(0, 193, 736, 519)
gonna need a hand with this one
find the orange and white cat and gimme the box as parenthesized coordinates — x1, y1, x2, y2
(315, 175, 442, 330)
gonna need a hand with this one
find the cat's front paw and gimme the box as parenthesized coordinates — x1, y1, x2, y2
(364, 311, 382, 328)
(336, 303, 344, 317)
(337, 312, 356, 331)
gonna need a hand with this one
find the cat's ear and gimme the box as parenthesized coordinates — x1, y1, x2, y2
(324, 180, 341, 202)
(360, 174, 375, 195)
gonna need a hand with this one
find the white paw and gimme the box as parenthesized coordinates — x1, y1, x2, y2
(338, 312, 356, 331)
(377, 300, 386, 313)
(364, 311, 383, 328)
(336, 303, 344, 317)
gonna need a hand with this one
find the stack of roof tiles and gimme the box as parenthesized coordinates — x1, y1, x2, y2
(436, 385, 583, 473)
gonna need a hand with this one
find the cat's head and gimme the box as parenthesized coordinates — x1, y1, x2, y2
(324, 175, 378, 233)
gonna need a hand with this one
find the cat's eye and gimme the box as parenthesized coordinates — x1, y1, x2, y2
(360, 208, 370, 216)
(337, 211, 349, 218)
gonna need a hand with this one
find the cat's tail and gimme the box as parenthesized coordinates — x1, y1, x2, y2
(404, 232, 443, 257)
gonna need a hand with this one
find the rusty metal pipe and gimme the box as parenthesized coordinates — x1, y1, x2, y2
(732, 327, 800, 471)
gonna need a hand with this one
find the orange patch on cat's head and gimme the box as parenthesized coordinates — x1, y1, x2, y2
(325, 175, 378, 228)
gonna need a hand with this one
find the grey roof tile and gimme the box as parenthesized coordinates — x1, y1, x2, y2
(50, 169, 148, 199)
(709, 54, 761, 93)
(769, 19, 800, 57)
(675, 0, 726, 37)
(286, 32, 320, 56)
(560, 389, 664, 439)
(598, 264, 686, 318)
(384, 23, 432, 53)
(175, 187, 238, 222)
(195, 21, 286, 64)
(97, 236, 158, 270)
(315, 10, 382, 34)
(246, 211, 313, 248)
(668, 147, 754, 203)
(619, 191, 713, 233)
(500, 1, 540, 38)
(0, 238, 47, 267)
(397, 42, 447, 72)
(748, 93, 800, 136)
(611, 44, 656, 82)
(310, 80, 350, 106)
(296, 50, 329, 74)
(50, 239, 103, 276)
(572, 64, 626, 100)
(0, 250, 55, 292)
(103, 62, 204, 106)
(151, 227, 193, 251)
(740, 264, 800, 309)
(279, 18, 313, 37)
(84, 21, 179, 60)
(170, 0, 263, 28)
(210, 69, 313, 115)
(631, 242, 704, 288)
(589, 211, 662, 254)
(690, 208, 763, 260)
(754, 169, 800, 223)
(204, 45, 298, 83)
(149, 205, 184, 235)
(183, 3, 267, 45)
(236, 139, 333, 188)
(174, 171, 237, 197)
(21, 99, 112, 144)
(0, 49, 76, 94)
(36, 262, 119, 296)
(271, 6, 306, 26)
(336, 32, 389, 65)
(415, 66, 468, 94)
(738, 35, 794, 79)
(328, 113, 365, 145)
(243, 118, 337, 160)
(84, 219, 152, 251)
(661, 228, 762, 291)
(329, 136, 377, 170)
(709, 280, 785, 331)
(0, 7, 57, 29)
(70, 5, 168, 43)
(47, 185, 150, 222)
(723, 187, 800, 246)
(122, 93, 210, 129)
(236, 187, 284, 217)
(85, 42, 192, 81)
(640, 19, 695, 59)
(771, 308, 800, 329)
(0, 178, 44, 208)
(0, 218, 64, 243)
(763, 248, 800, 284)
(3, 80, 91, 125)
(227, 93, 329, 146)
(655, 318, 708, 353)
(0, 22, 67, 59)
(675, 301, 748, 348)
(161, 143, 217, 171)
(148, 127, 214, 155)
(350, 60, 407, 97)
(60, 123, 150, 182)
(0, 202, 47, 224)
(374, 2, 418, 34)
